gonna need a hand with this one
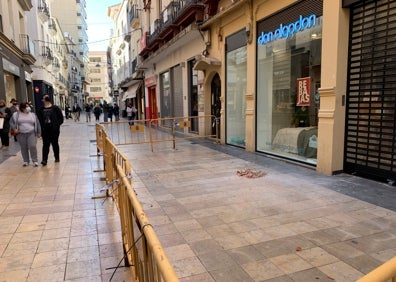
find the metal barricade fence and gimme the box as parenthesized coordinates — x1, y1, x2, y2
(356, 256, 396, 282)
(100, 115, 219, 152)
(95, 123, 179, 281)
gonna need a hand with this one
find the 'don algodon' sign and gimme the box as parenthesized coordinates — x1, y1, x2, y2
(257, 14, 317, 45)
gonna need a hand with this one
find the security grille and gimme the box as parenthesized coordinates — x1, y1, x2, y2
(345, 0, 396, 182)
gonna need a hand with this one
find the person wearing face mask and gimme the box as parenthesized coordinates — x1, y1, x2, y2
(10, 102, 41, 166)
(37, 94, 64, 166)
(0, 99, 12, 150)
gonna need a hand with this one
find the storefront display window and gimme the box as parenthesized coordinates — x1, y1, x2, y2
(4, 73, 17, 104)
(160, 71, 170, 118)
(226, 30, 247, 147)
(256, 3, 322, 164)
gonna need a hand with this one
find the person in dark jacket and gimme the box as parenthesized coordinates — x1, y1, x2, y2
(37, 94, 64, 166)
(93, 103, 102, 122)
(0, 99, 12, 150)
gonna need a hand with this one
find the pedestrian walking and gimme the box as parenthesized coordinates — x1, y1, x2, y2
(113, 103, 120, 121)
(72, 103, 81, 122)
(0, 99, 12, 150)
(65, 104, 71, 119)
(9, 98, 18, 141)
(84, 103, 92, 122)
(126, 103, 137, 125)
(102, 101, 109, 122)
(108, 104, 113, 122)
(37, 94, 64, 166)
(93, 103, 101, 122)
(10, 102, 41, 166)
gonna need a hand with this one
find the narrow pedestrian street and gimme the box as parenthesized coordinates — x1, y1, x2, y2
(0, 119, 395, 281)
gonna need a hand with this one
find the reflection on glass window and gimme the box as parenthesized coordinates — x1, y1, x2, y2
(256, 16, 322, 165)
(226, 46, 247, 147)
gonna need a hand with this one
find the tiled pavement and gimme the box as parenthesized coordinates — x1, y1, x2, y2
(1, 118, 396, 281)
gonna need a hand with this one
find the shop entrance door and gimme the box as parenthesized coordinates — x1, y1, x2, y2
(211, 73, 221, 137)
(344, 0, 396, 183)
(148, 87, 158, 121)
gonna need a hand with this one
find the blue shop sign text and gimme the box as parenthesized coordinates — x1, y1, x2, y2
(257, 14, 317, 45)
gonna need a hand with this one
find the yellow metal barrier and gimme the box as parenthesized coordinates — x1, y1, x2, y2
(95, 123, 179, 281)
(357, 257, 396, 282)
(100, 115, 219, 152)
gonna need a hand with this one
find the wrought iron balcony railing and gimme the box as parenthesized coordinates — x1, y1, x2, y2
(41, 46, 53, 66)
(19, 34, 35, 57)
(48, 18, 57, 36)
(141, 0, 204, 57)
(52, 57, 60, 72)
(38, 1, 50, 22)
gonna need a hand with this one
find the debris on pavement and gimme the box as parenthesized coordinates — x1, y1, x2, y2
(236, 168, 266, 178)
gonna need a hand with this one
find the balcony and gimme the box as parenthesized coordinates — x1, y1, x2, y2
(52, 57, 60, 72)
(129, 4, 140, 29)
(41, 46, 53, 66)
(71, 84, 80, 92)
(19, 34, 36, 65)
(124, 26, 131, 42)
(140, 0, 204, 59)
(18, 0, 33, 11)
(203, 0, 218, 17)
(38, 1, 50, 22)
(62, 59, 68, 69)
(48, 18, 57, 36)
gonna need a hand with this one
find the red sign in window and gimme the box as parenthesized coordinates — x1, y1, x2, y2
(296, 77, 310, 106)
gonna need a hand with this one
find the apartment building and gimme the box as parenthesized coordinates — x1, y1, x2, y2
(27, 0, 69, 110)
(108, 0, 395, 184)
(87, 51, 110, 103)
(0, 0, 35, 105)
(108, 2, 145, 119)
(50, 0, 89, 106)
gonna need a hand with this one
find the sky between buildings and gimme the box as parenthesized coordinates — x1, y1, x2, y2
(86, 0, 121, 51)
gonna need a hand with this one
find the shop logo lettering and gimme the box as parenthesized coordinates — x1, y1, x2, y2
(257, 14, 317, 45)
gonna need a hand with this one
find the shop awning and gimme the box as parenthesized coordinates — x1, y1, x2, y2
(194, 56, 221, 71)
(122, 83, 140, 101)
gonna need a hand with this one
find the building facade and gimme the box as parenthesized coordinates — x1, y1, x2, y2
(50, 0, 88, 107)
(0, 0, 35, 106)
(199, 0, 395, 183)
(108, 1, 145, 120)
(88, 51, 110, 103)
(108, 0, 395, 184)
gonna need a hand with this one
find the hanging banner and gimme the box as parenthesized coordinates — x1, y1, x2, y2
(296, 77, 310, 106)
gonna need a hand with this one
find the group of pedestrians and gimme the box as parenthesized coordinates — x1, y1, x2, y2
(100, 101, 120, 122)
(0, 95, 63, 167)
(64, 102, 122, 123)
(1, 97, 138, 166)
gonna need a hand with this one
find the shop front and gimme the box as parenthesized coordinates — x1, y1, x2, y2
(1, 56, 33, 106)
(343, 0, 396, 183)
(256, 0, 323, 165)
(226, 30, 247, 147)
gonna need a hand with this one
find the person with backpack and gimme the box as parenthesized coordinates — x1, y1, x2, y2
(84, 103, 92, 122)
(93, 103, 102, 122)
(37, 94, 64, 166)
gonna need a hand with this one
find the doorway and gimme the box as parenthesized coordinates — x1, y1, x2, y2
(148, 87, 158, 120)
(211, 73, 221, 137)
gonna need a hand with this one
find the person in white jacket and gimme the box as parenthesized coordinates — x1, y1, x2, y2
(10, 102, 41, 166)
